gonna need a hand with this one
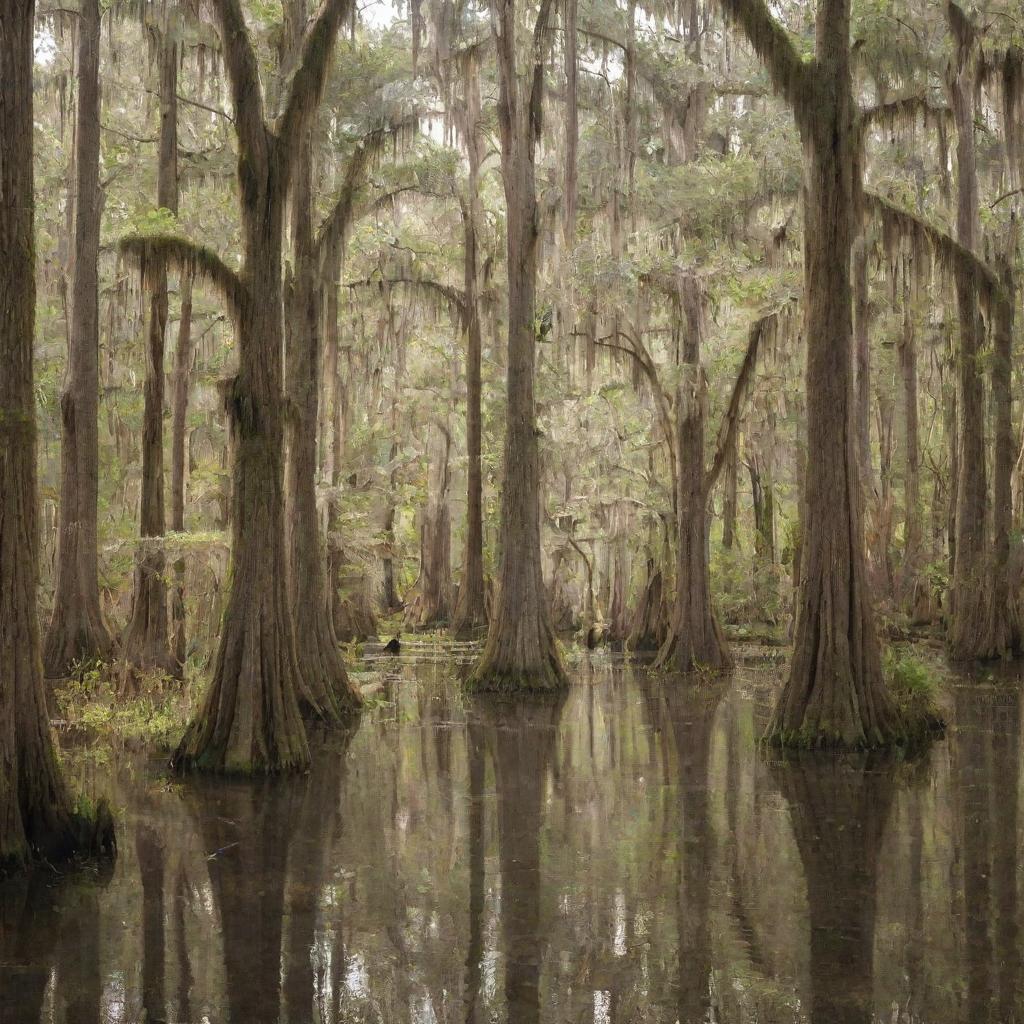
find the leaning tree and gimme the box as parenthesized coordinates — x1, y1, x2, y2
(1, 0, 115, 868)
(122, 0, 358, 772)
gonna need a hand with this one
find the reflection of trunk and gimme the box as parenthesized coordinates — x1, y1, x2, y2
(655, 275, 730, 672)
(468, 0, 565, 691)
(774, 757, 895, 1024)
(463, 719, 486, 1024)
(123, 35, 178, 675)
(195, 783, 293, 1024)
(169, 270, 194, 669)
(665, 684, 725, 1020)
(137, 825, 166, 1021)
(481, 697, 565, 1023)
(451, 54, 488, 637)
(44, 0, 113, 677)
(765, 0, 901, 746)
(406, 422, 453, 627)
(0, 876, 63, 1020)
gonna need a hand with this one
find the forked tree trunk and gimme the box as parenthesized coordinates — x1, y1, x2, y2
(946, 14, 991, 659)
(0, 0, 115, 868)
(655, 275, 730, 672)
(284, 116, 360, 719)
(468, 0, 566, 692)
(119, 0, 358, 772)
(169, 269, 194, 669)
(44, 0, 114, 678)
(123, 35, 178, 676)
(451, 57, 488, 636)
(757, 0, 903, 746)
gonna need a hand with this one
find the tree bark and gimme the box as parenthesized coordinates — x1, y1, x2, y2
(468, 0, 567, 692)
(655, 275, 730, 672)
(44, 0, 114, 678)
(170, 269, 194, 669)
(284, 55, 361, 719)
(123, 35, 178, 676)
(451, 56, 488, 636)
(0, 0, 115, 868)
(758, 0, 903, 746)
(149, 0, 356, 772)
(946, 13, 991, 659)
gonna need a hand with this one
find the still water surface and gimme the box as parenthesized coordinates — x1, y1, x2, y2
(1, 647, 1021, 1024)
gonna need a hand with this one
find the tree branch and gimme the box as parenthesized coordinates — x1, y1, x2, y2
(705, 303, 794, 495)
(716, 0, 815, 119)
(864, 189, 1002, 297)
(858, 94, 950, 136)
(207, 0, 267, 162)
(119, 233, 247, 317)
(275, 0, 353, 164)
(346, 274, 467, 318)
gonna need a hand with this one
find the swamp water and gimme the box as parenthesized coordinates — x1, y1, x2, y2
(1, 645, 1022, 1023)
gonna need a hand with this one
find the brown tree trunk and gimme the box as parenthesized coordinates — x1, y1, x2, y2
(468, 0, 566, 692)
(407, 421, 453, 627)
(765, 0, 903, 746)
(947, 19, 992, 659)
(0, 0, 115, 868)
(170, 269, 194, 669)
(656, 276, 730, 672)
(123, 35, 178, 676)
(44, 0, 114, 678)
(451, 58, 488, 636)
(898, 251, 929, 622)
(284, 108, 360, 719)
(164, 0, 354, 771)
(722, 443, 738, 550)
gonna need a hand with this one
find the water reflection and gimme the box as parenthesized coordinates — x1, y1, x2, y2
(5, 654, 1024, 1023)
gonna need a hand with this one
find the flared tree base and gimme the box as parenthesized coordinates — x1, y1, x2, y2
(42, 607, 113, 681)
(294, 603, 362, 722)
(466, 631, 568, 695)
(653, 606, 732, 675)
(171, 596, 311, 774)
(122, 558, 178, 681)
(947, 579, 1022, 662)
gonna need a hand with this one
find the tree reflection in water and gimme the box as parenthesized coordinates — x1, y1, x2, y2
(9, 659, 1024, 1023)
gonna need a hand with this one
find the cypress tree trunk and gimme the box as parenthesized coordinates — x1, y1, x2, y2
(407, 421, 453, 628)
(655, 275, 730, 672)
(946, 11, 991, 659)
(123, 35, 178, 676)
(898, 251, 929, 622)
(284, 119, 361, 719)
(1, 0, 115, 868)
(451, 57, 488, 636)
(169, 269, 194, 670)
(468, 0, 566, 692)
(44, 0, 114, 678)
(722, 444, 738, 550)
(762, 0, 903, 746)
(121, 0, 359, 772)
